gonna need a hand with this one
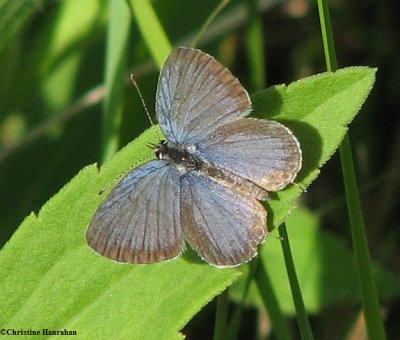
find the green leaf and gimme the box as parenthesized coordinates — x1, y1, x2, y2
(251, 66, 377, 228)
(0, 129, 238, 339)
(0, 67, 376, 337)
(231, 207, 400, 314)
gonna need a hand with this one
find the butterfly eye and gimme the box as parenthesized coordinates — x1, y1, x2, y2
(155, 140, 169, 159)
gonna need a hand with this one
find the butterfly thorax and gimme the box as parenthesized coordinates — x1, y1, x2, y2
(155, 140, 203, 170)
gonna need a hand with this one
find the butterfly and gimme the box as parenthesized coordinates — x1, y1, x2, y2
(86, 47, 302, 267)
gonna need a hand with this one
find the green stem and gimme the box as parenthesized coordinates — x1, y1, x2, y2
(192, 0, 231, 48)
(279, 224, 314, 340)
(214, 289, 229, 340)
(246, 0, 266, 91)
(227, 259, 258, 340)
(340, 134, 386, 339)
(317, 0, 386, 338)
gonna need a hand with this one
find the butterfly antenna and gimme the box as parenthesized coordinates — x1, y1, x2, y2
(130, 74, 161, 141)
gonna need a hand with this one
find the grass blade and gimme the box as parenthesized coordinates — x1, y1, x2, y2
(102, 0, 131, 162)
(129, 0, 172, 68)
(245, 0, 266, 91)
(340, 134, 387, 339)
(191, 0, 231, 48)
(227, 260, 257, 340)
(279, 224, 314, 340)
(214, 289, 229, 340)
(317, 0, 386, 338)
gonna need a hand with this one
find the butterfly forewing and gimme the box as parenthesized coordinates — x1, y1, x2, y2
(87, 161, 184, 263)
(156, 47, 251, 144)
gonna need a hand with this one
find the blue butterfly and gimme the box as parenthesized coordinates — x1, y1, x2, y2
(87, 47, 302, 267)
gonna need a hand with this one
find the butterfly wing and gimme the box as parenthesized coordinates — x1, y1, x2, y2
(180, 173, 267, 267)
(197, 118, 302, 192)
(87, 160, 184, 264)
(156, 47, 251, 144)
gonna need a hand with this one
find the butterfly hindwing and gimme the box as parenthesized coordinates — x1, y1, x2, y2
(197, 118, 302, 192)
(180, 172, 267, 267)
(87, 160, 184, 264)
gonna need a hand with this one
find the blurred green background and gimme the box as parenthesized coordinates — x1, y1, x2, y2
(0, 0, 399, 338)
